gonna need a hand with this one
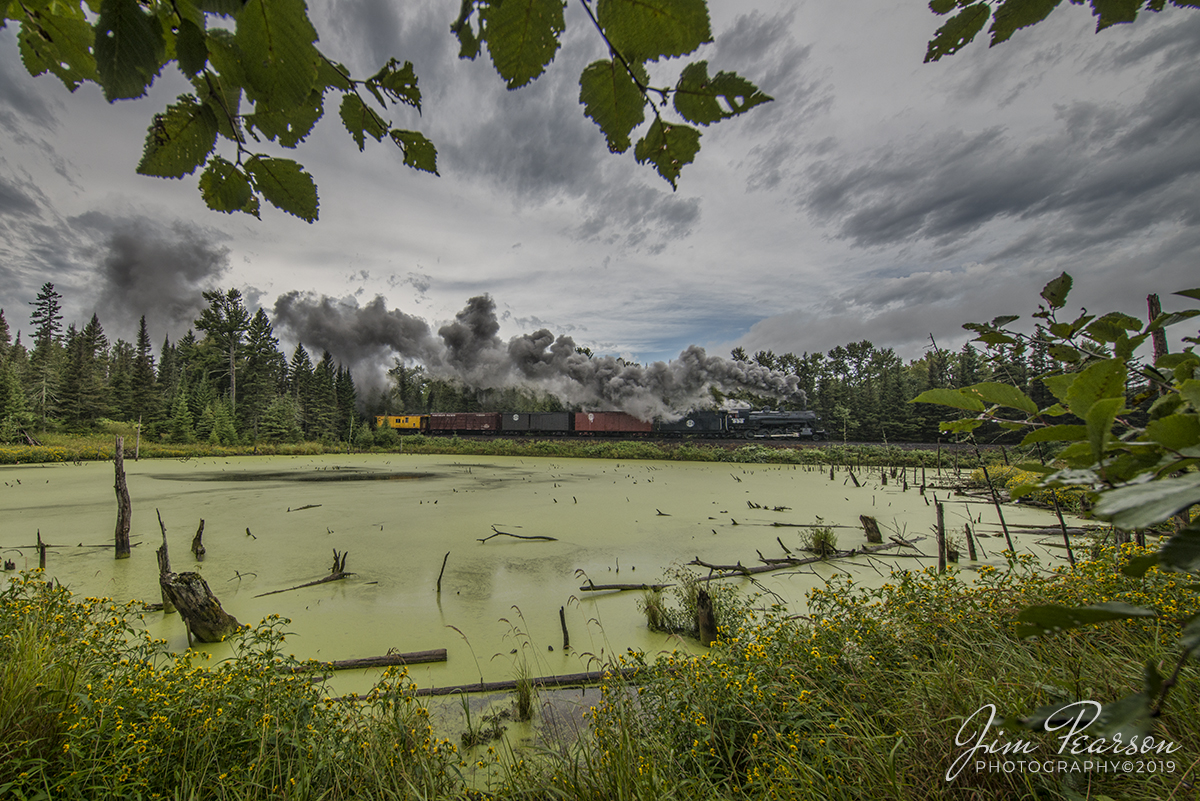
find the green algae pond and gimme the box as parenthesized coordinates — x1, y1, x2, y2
(0, 453, 1083, 697)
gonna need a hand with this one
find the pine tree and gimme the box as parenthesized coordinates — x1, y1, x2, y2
(196, 289, 250, 411)
(240, 308, 286, 439)
(131, 317, 158, 424)
(167, 375, 195, 443)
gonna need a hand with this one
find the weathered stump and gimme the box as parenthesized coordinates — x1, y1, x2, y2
(860, 514, 883, 544)
(114, 435, 131, 560)
(156, 510, 176, 614)
(160, 571, 242, 643)
(191, 520, 206, 561)
(697, 589, 718, 647)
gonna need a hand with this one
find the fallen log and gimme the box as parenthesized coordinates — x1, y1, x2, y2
(579, 582, 674, 592)
(410, 667, 640, 698)
(290, 649, 447, 672)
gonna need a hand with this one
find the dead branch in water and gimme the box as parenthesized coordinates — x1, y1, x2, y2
(254, 549, 352, 598)
(478, 525, 557, 543)
(690, 541, 905, 582)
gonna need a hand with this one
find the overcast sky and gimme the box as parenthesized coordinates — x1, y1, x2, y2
(1, 0, 1198, 371)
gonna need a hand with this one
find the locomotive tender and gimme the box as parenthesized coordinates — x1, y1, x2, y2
(374, 409, 826, 440)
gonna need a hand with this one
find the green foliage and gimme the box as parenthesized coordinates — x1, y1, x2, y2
(6, 0, 771, 218)
(914, 273, 1200, 747)
(925, 0, 1200, 62)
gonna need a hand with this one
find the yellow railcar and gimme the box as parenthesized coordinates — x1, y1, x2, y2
(375, 415, 428, 431)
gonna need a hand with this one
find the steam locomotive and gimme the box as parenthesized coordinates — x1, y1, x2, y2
(374, 409, 827, 440)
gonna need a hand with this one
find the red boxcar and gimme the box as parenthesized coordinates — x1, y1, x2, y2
(429, 413, 502, 433)
(572, 411, 653, 434)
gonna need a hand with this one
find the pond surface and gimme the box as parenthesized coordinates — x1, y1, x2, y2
(0, 453, 1079, 696)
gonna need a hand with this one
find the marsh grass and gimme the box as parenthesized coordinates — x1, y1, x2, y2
(4, 544, 1196, 799)
(2, 428, 1006, 468)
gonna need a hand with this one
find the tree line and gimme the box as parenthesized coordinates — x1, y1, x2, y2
(0, 284, 360, 446)
(0, 281, 1134, 447)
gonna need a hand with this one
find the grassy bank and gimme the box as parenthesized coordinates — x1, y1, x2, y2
(3, 544, 1196, 800)
(2, 427, 998, 469)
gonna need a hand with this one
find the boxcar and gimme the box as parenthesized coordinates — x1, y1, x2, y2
(500, 412, 573, 433)
(654, 411, 727, 435)
(375, 415, 427, 431)
(429, 413, 502, 433)
(573, 411, 653, 434)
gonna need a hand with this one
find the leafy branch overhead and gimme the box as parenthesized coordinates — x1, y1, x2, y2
(912, 273, 1200, 739)
(4, 0, 772, 221)
(925, 0, 1200, 62)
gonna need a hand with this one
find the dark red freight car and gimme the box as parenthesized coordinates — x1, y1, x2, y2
(572, 411, 653, 434)
(429, 413, 502, 433)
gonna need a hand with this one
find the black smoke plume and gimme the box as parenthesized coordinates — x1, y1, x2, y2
(271, 293, 805, 418)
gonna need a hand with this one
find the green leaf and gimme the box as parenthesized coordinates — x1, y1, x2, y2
(1085, 396, 1124, 461)
(990, 0, 1063, 45)
(236, 0, 318, 111)
(389, 129, 439, 174)
(481, 0, 565, 89)
(451, 0, 482, 59)
(1160, 526, 1200, 575)
(911, 388, 986, 412)
(245, 155, 318, 222)
(966, 381, 1039, 415)
(930, 0, 959, 13)
(247, 88, 323, 148)
(94, 0, 165, 100)
(369, 59, 421, 110)
(17, 10, 98, 91)
(1040, 271, 1073, 309)
(1042, 374, 1076, 406)
(991, 314, 1020, 327)
(1180, 612, 1200, 652)
(199, 156, 259, 217)
(339, 94, 388, 151)
(673, 61, 773, 126)
(597, 0, 712, 62)
(1086, 693, 1155, 743)
(1146, 414, 1200, 451)
(925, 3, 990, 62)
(939, 418, 984, 433)
(1048, 343, 1081, 363)
(1121, 552, 1160, 577)
(176, 18, 209, 77)
(1147, 309, 1200, 332)
(1020, 424, 1088, 445)
(1094, 473, 1200, 529)
(580, 59, 646, 153)
(1091, 0, 1143, 30)
(1174, 288, 1200, 302)
(136, 95, 218, 178)
(1181, 379, 1200, 410)
(634, 119, 700, 189)
(1065, 359, 1127, 419)
(316, 58, 353, 92)
(195, 69, 243, 141)
(1015, 601, 1156, 639)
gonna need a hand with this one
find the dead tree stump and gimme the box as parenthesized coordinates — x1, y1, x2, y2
(155, 510, 176, 614)
(159, 571, 242, 643)
(860, 515, 883, 544)
(114, 435, 131, 560)
(697, 589, 718, 647)
(191, 520, 206, 561)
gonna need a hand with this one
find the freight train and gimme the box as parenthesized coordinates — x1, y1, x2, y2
(374, 410, 827, 439)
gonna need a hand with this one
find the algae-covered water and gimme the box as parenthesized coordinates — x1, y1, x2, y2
(0, 453, 1079, 695)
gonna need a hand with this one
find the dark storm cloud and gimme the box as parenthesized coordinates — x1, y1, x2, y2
(88, 217, 231, 341)
(0, 35, 57, 132)
(573, 186, 701, 249)
(803, 29, 1200, 254)
(0, 175, 39, 216)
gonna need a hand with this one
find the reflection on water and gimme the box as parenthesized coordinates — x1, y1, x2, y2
(0, 453, 1077, 697)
